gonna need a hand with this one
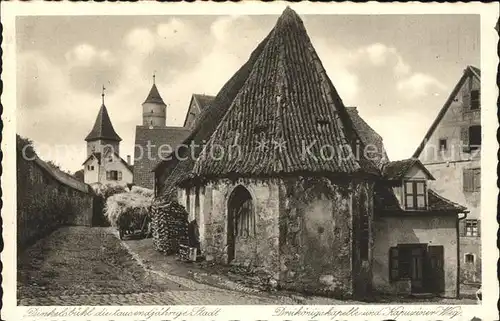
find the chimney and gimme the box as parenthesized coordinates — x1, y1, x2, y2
(127, 155, 131, 165)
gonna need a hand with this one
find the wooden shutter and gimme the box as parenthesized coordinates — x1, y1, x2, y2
(477, 220, 481, 237)
(473, 168, 481, 191)
(118, 171, 122, 181)
(459, 219, 466, 237)
(427, 246, 445, 293)
(389, 247, 399, 281)
(461, 127, 470, 152)
(106, 171, 110, 180)
(463, 168, 473, 192)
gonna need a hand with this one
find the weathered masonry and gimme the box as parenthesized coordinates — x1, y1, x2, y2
(17, 135, 95, 249)
(153, 7, 467, 299)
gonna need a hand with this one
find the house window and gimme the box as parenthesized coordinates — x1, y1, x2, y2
(404, 181, 427, 210)
(107, 170, 118, 181)
(463, 168, 480, 192)
(470, 90, 480, 110)
(469, 125, 481, 150)
(465, 253, 475, 264)
(465, 219, 479, 237)
(438, 138, 447, 151)
(87, 165, 94, 171)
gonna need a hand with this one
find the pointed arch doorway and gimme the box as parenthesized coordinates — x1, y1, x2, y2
(227, 185, 254, 263)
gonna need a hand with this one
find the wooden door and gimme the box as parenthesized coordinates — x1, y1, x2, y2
(410, 246, 426, 293)
(426, 245, 445, 293)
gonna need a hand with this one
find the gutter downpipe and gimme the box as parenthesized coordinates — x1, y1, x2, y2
(457, 211, 469, 298)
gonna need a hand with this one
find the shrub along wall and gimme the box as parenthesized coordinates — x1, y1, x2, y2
(17, 136, 95, 250)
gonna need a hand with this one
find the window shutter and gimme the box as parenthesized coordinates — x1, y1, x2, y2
(474, 168, 481, 191)
(477, 220, 481, 237)
(389, 247, 399, 281)
(106, 171, 110, 180)
(461, 127, 470, 152)
(463, 169, 472, 192)
(118, 171, 122, 181)
(459, 219, 466, 237)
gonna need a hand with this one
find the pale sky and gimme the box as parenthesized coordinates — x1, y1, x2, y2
(16, 14, 480, 173)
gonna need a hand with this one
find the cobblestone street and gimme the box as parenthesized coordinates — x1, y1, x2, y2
(17, 226, 475, 306)
(17, 227, 303, 305)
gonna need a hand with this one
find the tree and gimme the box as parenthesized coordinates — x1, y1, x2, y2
(73, 169, 84, 182)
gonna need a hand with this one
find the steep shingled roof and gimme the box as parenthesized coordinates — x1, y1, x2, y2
(381, 158, 435, 180)
(155, 7, 381, 196)
(182, 94, 216, 127)
(346, 107, 388, 168)
(143, 84, 166, 105)
(85, 104, 122, 142)
(193, 94, 215, 110)
(191, 7, 378, 179)
(154, 25, 274, 196)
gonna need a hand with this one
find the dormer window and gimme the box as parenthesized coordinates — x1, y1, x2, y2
(404, 180, 427, 210)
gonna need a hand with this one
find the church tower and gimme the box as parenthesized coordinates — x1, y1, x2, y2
(85, 87, 122, 156)
(142, 75, 167, 127)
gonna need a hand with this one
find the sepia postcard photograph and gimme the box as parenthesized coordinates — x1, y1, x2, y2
(1, 1, 499, 320)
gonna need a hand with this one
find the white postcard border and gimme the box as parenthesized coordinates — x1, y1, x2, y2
(1, 1, 498, 320)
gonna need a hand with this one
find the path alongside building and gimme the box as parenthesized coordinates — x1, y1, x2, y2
(17, 226, 476, 305)
(17, 226, 301, 305)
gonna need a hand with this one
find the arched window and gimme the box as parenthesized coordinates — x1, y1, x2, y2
(227, 185, 254, 263)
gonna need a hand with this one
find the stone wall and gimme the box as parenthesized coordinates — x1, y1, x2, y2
(199, 179, 280, 276)
(372, 214, 458, 297)
(17, 151, 94, 250)
(179, 176, 376, 298)
(278, 177, 369, 298)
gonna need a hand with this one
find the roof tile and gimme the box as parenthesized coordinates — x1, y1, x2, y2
(85, 105, 122, 142)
